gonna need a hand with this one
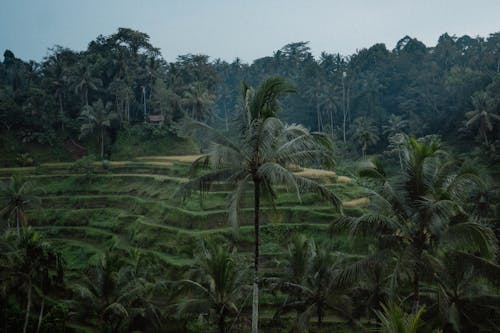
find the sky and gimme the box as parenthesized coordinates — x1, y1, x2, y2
(1, 0, 499, 63)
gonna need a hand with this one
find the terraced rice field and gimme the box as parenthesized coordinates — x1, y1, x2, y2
(1, 156, 369, 281)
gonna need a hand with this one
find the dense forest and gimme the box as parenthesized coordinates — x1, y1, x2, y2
(0, 28, 499, 332)
(1, 28, 499, 160)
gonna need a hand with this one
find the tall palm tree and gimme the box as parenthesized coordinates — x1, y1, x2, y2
(178, 241, 245, 333)
(338, 135, 497, 312)
(45, 55, 69, 130)
(352, 117, 380, 158)
(70, 62, 102, 106)
(383, 114, 408, 138)
(79, 99, 117, 158)
(182, 81, 215, 122)
(0, 229, 63, 333)
(275, 236, 354, 332)
(180, 77, 342, 333)
(68, 252, 158, 332)
(465, 91, 500, 145)
(0, 176, 41, 237)
(430, 252, 500, 332)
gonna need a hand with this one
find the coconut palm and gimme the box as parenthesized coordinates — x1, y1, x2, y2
(182, 81, 215, 122)
(179, 77, 342, 333)
(383, 114, 408, 138)
(337, 135, 497, 312)
(465, 91, 500, 145)
(79, 99, 117, 158)
(0, 176, 41, 237)
(352, 117, 380, 158)
(275, 236, 354, 332)
(44, 54, 70, 130)
(429, 252, 500, 332)
(70, 62, 102, 106)
(374, 303, 425, 333)
(68, 251, 159, 332)
(0, 229, 63, 333)
(178, 241, 245, 333)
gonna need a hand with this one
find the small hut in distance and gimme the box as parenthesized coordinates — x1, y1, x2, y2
(148, 114, 165, 126)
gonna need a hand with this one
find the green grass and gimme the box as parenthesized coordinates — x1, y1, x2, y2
(8, 156, 371, 298)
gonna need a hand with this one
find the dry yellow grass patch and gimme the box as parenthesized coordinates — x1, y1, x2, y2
(336, 176, 352, 183)
(342, 197, 369, 207)
(106, 161, 129, 166)
(293, 167, 337, 179)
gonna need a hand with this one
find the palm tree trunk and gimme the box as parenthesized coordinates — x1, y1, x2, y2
(218, 311, 225, 333)
(329, 108, 334, 137)
(36, 297, 45, 333)
(317, 100, 321, 132)
(223, 100, 229, 132)
(483, 128, 489, 146)
(342, 74, 346, 143)
(412, 270, 420, 314)
(100, 127, 104, 159)
(317, 304, 323, 330)
(59, 94, 64, 130)
(23, 280, 32, 333)
(252, 178, 260, 333)
(16, 210, 21, 237)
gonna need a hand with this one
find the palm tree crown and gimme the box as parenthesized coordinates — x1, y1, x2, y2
(79, 99, 117, 158)
(338, 135, 497, 312)
(0, 176, 41, 236)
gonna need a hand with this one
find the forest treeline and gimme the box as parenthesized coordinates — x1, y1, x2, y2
(1, 28, 499, 160)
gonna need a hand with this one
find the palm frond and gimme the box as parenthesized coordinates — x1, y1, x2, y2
(443, 221, 498, 257)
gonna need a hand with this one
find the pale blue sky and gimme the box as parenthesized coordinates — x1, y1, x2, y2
(1, 0, 499, 63)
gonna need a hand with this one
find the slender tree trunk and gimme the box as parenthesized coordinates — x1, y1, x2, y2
(412, 242, 422, 314)
(23, 280, 32, 333)
(16, 210, 21, 237)
(84, 86, 88, 106)
(347, 86, 351, 127)
(483, 128, 489, 146)
(223, 100, 229, 132)
(36, 297, 45, 333)
(329, 108, 334, 137)
(316, 99, 321, 132)
(218, 312, 225, 333)
(317, 304, 323, 330)
(342, 76, 346, 143)
(127, 98, 130, 122)
(412, 270, 420, 314)
(100, 127, 104, 159)
(59, 95, 64, 130)
(252, 178, 260, 333)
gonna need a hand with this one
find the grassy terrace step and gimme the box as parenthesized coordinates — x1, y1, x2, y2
(40, 194, 342, 228)
(0, 161, 190, 177)
(34, 225, 195, 269)
(30, 173, 365, 211)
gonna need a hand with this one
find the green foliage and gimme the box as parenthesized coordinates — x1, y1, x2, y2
(70, 155, 96, 183)
(375, 303, 425, 333)
(111, 125, 198, 159)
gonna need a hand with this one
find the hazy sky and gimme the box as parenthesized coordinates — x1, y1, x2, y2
(1, 0, 499, 63)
